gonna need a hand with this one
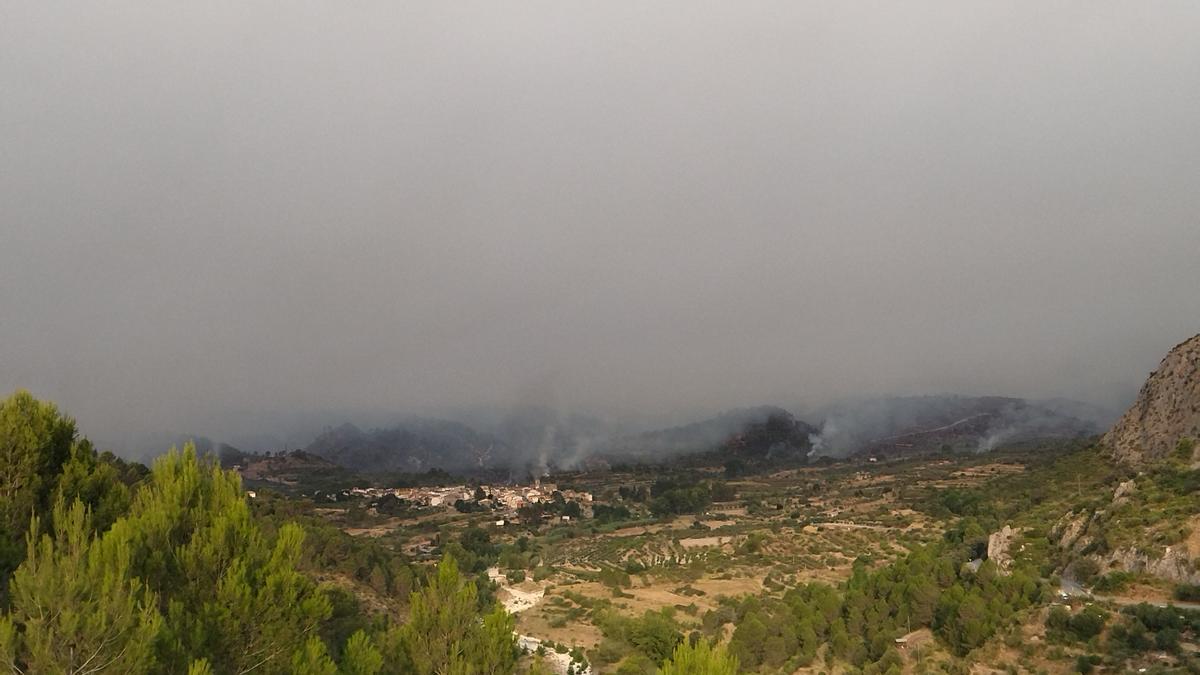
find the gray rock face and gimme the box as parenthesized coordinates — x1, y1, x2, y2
(1104, 547, 1200, 585)
(987, 525, 1018, 573)
(1103, 334, 1200, 465)
(1112, 479, 1137, 503)
(1050, 511, 1093, 552)
(1049, 478, 1200, 587)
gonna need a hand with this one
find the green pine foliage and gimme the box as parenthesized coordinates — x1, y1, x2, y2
(249, 491, 417, 604)
(658, 638, 738, 675)
(1, 500, 161, 673)
(187, 659, 215, 675)
(1046, 604, 1108, 643)
(715, 544, 1043, 672)
(0, 441, 339, 674)
(0, 392, 424, 675)
(648, 480, 712, 517)
(593, 608, 683, 665)
(0, 391, 78, 586)
(51, 438, 134, 535)
(125, 444, 333, 672)
(1103, 603, 1200, 663)
(339, 630, 385, 675)
(382, 555, 517, 675)
(292, 636, 340, 675)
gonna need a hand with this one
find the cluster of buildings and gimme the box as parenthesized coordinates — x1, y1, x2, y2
(490, 480, 593, 510)
(348, 485, 473, 507)
(345, 478, 593, 515)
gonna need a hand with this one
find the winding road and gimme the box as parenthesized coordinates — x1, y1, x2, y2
(488, 567, 593, 675)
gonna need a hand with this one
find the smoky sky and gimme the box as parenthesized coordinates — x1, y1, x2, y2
(2, 2, 1199, 451)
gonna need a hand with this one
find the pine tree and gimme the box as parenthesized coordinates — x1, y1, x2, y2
(0, 390, 77, 587)
(52, 438, 132, 535)
(468, 606, 517, 674)
(658, 638, 738, 675)
(385, 555, 516, 675)
(292, 635, 338, 675)
(339, 630, 384, 675)
(0, 398, 414, 675)
(0, 616, 17, 673)
(391, 555, 480, 673)
(123, 444, 331, 673)
(905, 576, 939, 626)
(729, 612, 766, 668)
(368, 564, 388, 594)
(2, 500, 161, 674)
(795, 617, 818, 664)
(951, 593, 989, 654)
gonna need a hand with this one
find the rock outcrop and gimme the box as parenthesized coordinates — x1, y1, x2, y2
(1111, 479, 1137, 504)
(1049, 509, 1200, 585)
(987, 525, 1019, 573)
(1050, 510, 1100, 555)
(1103, 334, 1200, 465)
(1104, 546, 1200, 586)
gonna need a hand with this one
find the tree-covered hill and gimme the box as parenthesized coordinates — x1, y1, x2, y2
(305, 420, 508, 474)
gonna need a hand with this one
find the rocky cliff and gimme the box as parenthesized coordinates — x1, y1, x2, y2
(1103, 334, 1200, 465)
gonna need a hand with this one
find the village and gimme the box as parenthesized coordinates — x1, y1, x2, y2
(332, 478, 595, 525)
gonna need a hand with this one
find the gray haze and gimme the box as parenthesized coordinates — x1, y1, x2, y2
(3, 2, 1199, 455)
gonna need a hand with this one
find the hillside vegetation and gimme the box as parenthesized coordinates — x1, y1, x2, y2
(0, 390, 735, 675)
(4, 342, 1200, 675)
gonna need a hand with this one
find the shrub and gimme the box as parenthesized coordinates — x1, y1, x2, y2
(1070, 559, 1100, 586)
(1092, 571, 1134, 593)
(615, 653, 656, 675)
(1047, 605, 1107, 643)
(1174, 583, 1200, 602)
(599, 567, 632, 589)
(591, 639, 629, 665)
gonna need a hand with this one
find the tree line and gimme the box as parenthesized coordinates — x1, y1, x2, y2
(714, 544, 1043, 673)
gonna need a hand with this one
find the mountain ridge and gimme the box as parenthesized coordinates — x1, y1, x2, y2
(1103, 333, 1200, 465)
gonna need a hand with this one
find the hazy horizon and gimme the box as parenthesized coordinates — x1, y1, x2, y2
(3, 3, 1199, 456)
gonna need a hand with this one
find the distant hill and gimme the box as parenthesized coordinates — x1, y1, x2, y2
(236, 449, 340, 479)
(218, 445, 363, 493)
(304, 419, 507, 473)
(808, 395, 1109, 457)
(291, 391, 1113, 475)
(1103, 333, 1200, 465)
(299, 405, 828, 474)
(717, 408, 818, 460)
(601, 406, 817, 463)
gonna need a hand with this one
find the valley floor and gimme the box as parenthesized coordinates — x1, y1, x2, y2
(285, 439, 1200, 674)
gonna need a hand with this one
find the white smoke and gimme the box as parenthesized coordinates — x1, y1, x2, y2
(808, 418, 839, 457)
(975, 429, 1011, 453)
